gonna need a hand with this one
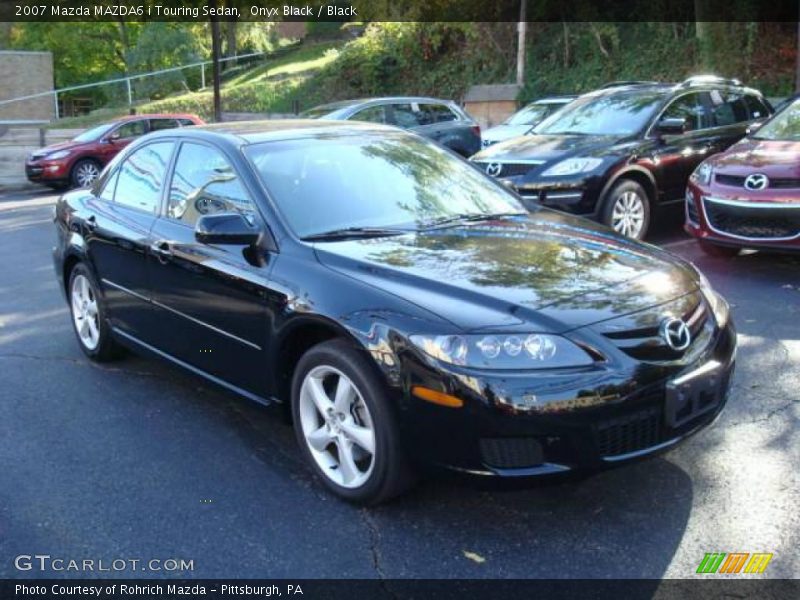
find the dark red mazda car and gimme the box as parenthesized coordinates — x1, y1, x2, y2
(26, 113, 203, 190)
(685, 96, 800, 255)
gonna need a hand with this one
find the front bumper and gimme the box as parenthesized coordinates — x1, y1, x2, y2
(26, 160, 69, 184)
(685, 183, 800, 250)
(398, 321, 736, 477)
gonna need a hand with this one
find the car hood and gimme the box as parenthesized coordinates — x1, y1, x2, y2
(29, 141, 85, 159)
(314, 211, 698, 332)
(472, 133, 624, 163)
(482, 124, 532, 142)
(710, 138, 800, 178)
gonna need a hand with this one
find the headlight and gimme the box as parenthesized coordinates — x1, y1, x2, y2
(690, 161, 713, 186)
(696, 270, 729, 327)
(47, 150, 71, 160)
(541, 157, 603, 177)
(409, 333, 595, 370)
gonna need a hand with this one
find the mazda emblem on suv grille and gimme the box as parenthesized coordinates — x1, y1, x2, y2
(485, 163, 502, 177)
(744, 173, 769, 190)
(661, 317, 691, 351)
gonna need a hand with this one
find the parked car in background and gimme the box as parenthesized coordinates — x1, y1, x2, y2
(26, 113, 204, 189)
(471, 77, 772, 239)
(480, 96, 576, 148)
(301, 97, 481, 157)
(53, 120, 735, 504)
(685, 95, 800, 256)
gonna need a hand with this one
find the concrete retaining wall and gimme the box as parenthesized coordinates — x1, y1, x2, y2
(0, 127, 81, 192)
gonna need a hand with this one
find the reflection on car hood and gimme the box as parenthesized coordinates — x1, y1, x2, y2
(711, 138, 800, 178)
(472, 133, 623, 163)
(314, 212, 698, 332)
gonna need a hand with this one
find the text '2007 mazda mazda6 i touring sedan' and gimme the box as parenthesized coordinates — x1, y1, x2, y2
(53, 120, 736, 504)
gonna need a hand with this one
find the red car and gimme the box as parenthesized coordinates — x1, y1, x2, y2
(685, 96, 800, 256)
(25, 113, 204, 189)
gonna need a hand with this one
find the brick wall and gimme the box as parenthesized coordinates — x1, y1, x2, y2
(0, 51, 55, 122)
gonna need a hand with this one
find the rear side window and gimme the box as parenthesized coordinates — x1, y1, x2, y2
(710, 91, 750, 126)
(167, 142, 254, 227)
(113, 142, 174, 214)
(662, 92, 712, 131)
(420, 104, 459, 124)
(390, 104, 424, 128)
(149, 118, 179, 131)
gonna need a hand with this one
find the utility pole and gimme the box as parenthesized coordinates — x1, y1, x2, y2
(210, 0, 222, 122)
(516, 0, 527, 86)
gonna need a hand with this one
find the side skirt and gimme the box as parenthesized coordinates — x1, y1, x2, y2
(111, 327, 280, 408)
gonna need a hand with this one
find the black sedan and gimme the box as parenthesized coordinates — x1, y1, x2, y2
(53, 121, 736, 504)
(301, 96, 481, 157)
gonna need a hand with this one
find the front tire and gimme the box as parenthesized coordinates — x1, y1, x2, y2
(70, 159, 101, 188)
(291, 339, 414, 505)
(68, 263, 121, 361)
(601, 179, 651, 240)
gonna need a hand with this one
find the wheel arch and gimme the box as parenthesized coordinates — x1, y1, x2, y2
(599, 165, 658, 211)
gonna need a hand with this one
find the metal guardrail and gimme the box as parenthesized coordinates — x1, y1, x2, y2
(0, 49, 277, 119)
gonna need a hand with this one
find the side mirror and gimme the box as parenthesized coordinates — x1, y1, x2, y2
(195, 212, 260, 246)
(105, 132, 121, 144)
(655, 117, 688, 136)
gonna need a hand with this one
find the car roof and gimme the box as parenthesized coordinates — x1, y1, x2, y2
(308, 96, 457, 112)
(149, 119, 400, 146)
(113, 113, 201, 123)
(530, 96, 577, 104)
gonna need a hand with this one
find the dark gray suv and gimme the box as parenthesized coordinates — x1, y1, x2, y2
(302, 96, 481, 157)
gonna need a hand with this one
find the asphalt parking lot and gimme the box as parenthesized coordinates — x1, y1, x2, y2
(0, 188, 797, 580)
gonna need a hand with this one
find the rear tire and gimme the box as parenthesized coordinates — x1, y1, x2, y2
(601, 179, 651, 240)
(698, 240, 740, 258)
(291, 339, 415, 505)
(67, 263, 122, 361)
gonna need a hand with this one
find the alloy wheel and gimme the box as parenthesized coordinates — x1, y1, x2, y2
(610, 190, 646, 238)
(298, 365, 376, 489)
(75, 162, 100, 187)
(70, 274, 100, 350)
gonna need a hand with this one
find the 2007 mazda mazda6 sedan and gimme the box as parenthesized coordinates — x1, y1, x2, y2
(53, 120, 736, 504)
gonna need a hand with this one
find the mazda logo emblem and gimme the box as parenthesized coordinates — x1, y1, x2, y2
(744, 173, 769, 191)
(485, 163, 502, 177)
(661, 317, 691, 351)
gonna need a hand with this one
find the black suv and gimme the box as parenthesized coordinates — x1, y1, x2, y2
(471, 77, 772, 239)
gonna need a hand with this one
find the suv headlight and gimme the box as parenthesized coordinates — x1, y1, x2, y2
(697, 270, 729, 327)
(409, 333, 595, 370)
(47, 150, 71, 160)
(541, 157, 603, 177)
(690, 161, 714, 186)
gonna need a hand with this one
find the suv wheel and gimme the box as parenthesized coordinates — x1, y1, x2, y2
(601, 179, 650, 240)
(68, 263, 122, 361)
(71, 159, 101, 188)
(291, 339, 414, 505)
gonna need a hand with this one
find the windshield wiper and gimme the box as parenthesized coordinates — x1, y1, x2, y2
(420, 212, 527, 230)
(301, 226, 408, 242)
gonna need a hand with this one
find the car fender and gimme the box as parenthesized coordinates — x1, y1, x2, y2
(596, 163, 659, 216)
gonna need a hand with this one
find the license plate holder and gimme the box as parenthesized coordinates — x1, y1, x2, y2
(665, 360, 725, 428)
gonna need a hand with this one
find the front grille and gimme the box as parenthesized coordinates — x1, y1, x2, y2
(601, 296, 709, 362)
(25, 166, 43, 177)
(703, 197, 800, 240)
(472, 161, 538, 178)
(686, 191, 700, 225)
(594, 406, 661, 457)
(480, 437, 544, 469)
(715, 173, 800, 189)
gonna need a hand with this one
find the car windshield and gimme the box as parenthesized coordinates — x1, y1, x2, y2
(753, 98, 800, 141)
(536, 91, 664, 136)
(245, 133, 525, 239)
(300, 105, 342, 119)
(72, 123, 115, 142)
(504, 104, 551, 126)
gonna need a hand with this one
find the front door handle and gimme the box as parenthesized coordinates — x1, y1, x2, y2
(150, 240, 173, 263)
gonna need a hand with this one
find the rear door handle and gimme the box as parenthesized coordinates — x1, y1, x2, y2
(150, 240, 173, 262)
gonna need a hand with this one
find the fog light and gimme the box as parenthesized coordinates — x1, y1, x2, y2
(47, 165, 60, 172)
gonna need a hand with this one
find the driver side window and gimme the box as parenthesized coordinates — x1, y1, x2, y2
(167, 142, 253, 227)
(662, 92, 711, 132)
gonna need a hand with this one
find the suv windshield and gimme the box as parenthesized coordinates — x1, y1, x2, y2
(245, 133, 524, 239)
(505, 104, 550, 126)
(537, 90, 665, 136)
(753, 98, 800, 141)
(73, 123, 115, 143)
